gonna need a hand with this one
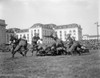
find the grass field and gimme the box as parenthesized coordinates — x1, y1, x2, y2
(0, 50, 100, 78)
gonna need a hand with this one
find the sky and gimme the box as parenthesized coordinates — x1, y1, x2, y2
(0, 0, 99, 35)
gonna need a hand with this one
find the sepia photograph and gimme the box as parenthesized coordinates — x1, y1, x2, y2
(0, 0, 99, 78)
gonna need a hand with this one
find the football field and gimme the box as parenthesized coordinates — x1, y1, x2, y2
(0, 50, 100, 78)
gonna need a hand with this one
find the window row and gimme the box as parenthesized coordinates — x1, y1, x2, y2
(56, 30, 76, 35)
(56, 30, 76, 40)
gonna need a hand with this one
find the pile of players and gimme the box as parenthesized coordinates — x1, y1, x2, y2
(31, 33, 89, 56)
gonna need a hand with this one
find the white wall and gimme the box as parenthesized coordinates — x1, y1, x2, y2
(55, 27, 80, 41)
(29, 27, 42, 44)
(16, 32, 29, 43)
(14, 25, 82, 44)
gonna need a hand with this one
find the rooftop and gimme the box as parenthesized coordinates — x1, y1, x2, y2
(30, 23, 82, 30)
(6, 28, 20, 33)
(55, 23, 82, 29)
(6, 29, 14, 33)
(30, 23, 56, 29)
(16, 29, 29, 33)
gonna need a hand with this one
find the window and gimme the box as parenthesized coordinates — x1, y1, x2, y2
(64, 31, 66, 39)
(31, 30, 33, 39)
(60, 31, 62, 33)
(64, 31, 66, 34)
(69, 30, 71, 33)
(34, 30, 36, 35)
(60, 31, 62, 39)
(38, 29, 39, 36)
(73, 30, 76, 32)
(20, 34, 22, 38)
(74, 33, 76, 35)
(73, 30, 76, 35)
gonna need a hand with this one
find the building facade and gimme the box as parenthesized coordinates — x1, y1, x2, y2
(14, 23, 55, 44)
(6, 23, 82, 44)
(0, 19, 7, 45)
(26, 23, 55, 44)
(55, 24, 82, 41)
(16, 29, 29, 42)
(82, 35, 100, 40)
